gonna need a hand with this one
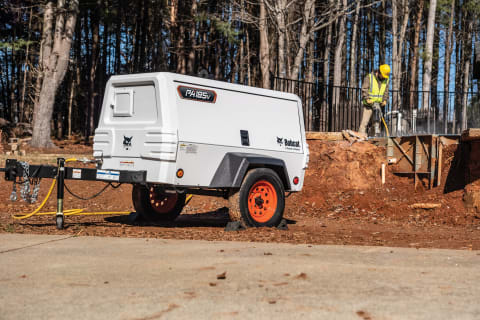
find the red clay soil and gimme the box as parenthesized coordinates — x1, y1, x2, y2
(1, 140, 479, 250)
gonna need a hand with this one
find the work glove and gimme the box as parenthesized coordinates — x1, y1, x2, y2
(366, 99, 373, 105)
(381, 101, 387, 107)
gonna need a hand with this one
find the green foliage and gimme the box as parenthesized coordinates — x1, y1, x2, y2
(0, 39, 34, 51)
(195, 12, 240, 44)
(437, 0, 454, 26)
(215, 20, 240, 44)
(463, 0, 480, 13)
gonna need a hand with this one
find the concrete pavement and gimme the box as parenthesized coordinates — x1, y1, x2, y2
(0, 233, 479, 319)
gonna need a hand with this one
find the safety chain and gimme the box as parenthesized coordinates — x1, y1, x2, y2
(10, 161, 41, 204)
(19, 161, 31, 202)
(30, 178, 41, 203)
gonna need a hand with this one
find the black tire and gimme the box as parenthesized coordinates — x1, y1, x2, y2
(132, 185, 186, 221)
(231, 168, 285, 227)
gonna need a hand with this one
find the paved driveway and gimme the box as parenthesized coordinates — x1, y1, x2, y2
(1, 233, 479, 319)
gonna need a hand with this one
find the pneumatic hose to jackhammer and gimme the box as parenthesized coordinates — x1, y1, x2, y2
(373, 103, 390, 137)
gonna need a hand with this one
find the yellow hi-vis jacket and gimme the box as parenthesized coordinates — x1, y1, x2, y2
(363, 73, 389, 104)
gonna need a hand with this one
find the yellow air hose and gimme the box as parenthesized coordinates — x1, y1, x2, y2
(12, 158, 193, 220)
(381, 116, 390, 137)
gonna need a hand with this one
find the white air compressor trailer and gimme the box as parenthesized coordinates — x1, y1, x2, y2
(1, 72, 308, 229)
(89, 72, 309, 227)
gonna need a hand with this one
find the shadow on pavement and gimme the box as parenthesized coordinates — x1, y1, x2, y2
(105, 207, 231, 228)
(105, 208, 298, 229)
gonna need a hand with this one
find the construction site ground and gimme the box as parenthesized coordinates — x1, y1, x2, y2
(1, 139, 479, 250)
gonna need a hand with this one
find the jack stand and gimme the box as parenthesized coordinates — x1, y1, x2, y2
(56, 158, 65, 230)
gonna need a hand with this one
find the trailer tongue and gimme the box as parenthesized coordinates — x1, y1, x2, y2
(1, 158, 146, 229)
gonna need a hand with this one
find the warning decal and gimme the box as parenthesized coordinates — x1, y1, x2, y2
(96, 169, 120, 181)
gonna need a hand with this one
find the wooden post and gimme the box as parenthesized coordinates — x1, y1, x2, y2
(436, 138, 443, 187)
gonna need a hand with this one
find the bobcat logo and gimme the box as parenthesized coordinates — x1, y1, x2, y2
(276, 136, 300, 149)
(276, 137, 284, 146)
(123, 136, 132, 149)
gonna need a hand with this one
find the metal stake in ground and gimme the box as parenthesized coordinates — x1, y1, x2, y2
(56, 158, 65, 229)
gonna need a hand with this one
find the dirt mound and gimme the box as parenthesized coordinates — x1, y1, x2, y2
(287, 139, 478, 231)
(306, 140, 385, 191)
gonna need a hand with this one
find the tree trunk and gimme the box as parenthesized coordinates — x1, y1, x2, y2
(138, 0, 148, 71)
(443, 0, 455, 134)
(462, 19, 474, 131)
(177, 24, 186, 74)
(114, 0, 122, 72)
(332, 0, 347, 130)
(306, 40, 315, 130)
(186, 0, 198, 74)
(19, 7, 33, 124)
(239, 31, 246, 84)
(421, 0, 437, 112)
(33, 2, 54, 111)
(31, 0, 79, 148)
(290, 0, 315, 81)
(391, 0, 409, 113)
(67, 72, 75, 139)
(274, 0, 287, 78)
(409, 0, 424, 114)
(246, 28, 252, 86)
(259, 0, 270, 88)
(348, 2, 360, 88)
(88, 3, 100, 139)
(322, 23, 332, 131)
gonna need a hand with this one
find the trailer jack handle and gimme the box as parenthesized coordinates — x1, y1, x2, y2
(56, 158, 65, 229)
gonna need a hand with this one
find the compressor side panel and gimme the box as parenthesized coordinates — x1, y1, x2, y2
(168, 73, 307, 191)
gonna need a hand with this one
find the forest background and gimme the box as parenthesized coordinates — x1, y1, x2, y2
(0, 0, 479, 146)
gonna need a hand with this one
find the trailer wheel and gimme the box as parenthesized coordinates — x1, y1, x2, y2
(229, 168, 285, 227)
(56, 215, 64, 230)
(132, 185, 186, 221)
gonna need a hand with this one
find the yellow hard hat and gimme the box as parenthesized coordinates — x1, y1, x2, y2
(380, 64, 391, 79)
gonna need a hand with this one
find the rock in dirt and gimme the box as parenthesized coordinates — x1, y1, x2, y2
(409, 203, 442, 210)
(295, 272, 308, 280)
(306, 131, 343, 141)
(216, 272, 226, 280)
(224, 221, 246, 231)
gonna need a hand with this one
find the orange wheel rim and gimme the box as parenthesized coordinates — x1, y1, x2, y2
(247, 180, 277, 223)
(149, 187, 178, 214)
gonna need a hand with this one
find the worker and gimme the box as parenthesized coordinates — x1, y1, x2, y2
(359, 64, 390, 136)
